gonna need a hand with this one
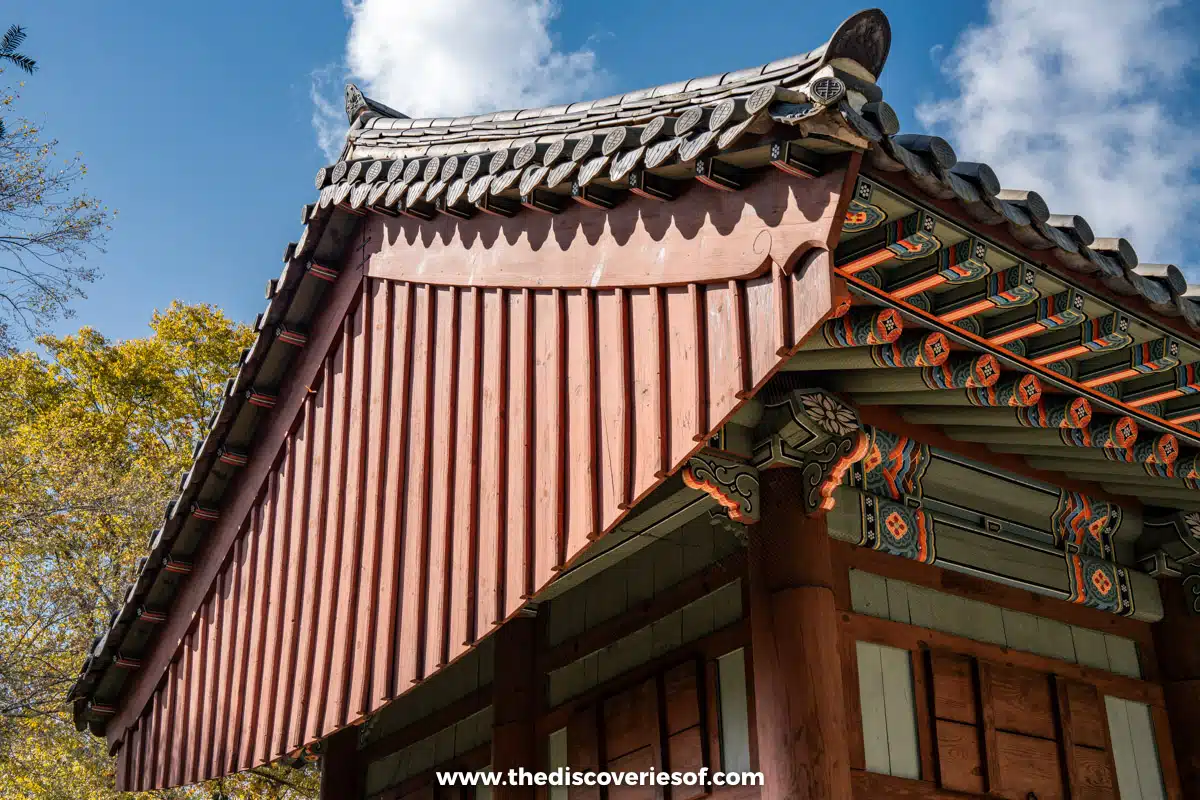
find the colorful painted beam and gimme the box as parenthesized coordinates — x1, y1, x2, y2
(1026, 312, 1132, 367)
(934, 264, 1039, 323)
(830, 354, 1002, 394)
(921, 353, 1001, 389)
(987, 290, 1086, 347)
(769, 139, 824, 180)
(1103, 433, 1180, 469)
(1127, 363, 1200, 409)
(889, 238, 992, 299)
(1078, 338, 1181, 389)
(784, 332, 949, 371)
(1059, 416, 1139, 450)
(849, 374, 1043, 408)
(1017, 398, 1094, 429)
(903, 397, 1092, 429)
(842, 197, 887, 234)
(835, 211, 941, 275)
(815, 307, 904, 349)
(1165, 399, 1200, 426)
(938, 417, 1133, 449)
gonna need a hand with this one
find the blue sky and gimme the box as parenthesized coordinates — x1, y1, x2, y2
(4, 0, 1197, 343)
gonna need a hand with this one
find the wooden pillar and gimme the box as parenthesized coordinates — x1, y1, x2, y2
(748, 468, 852, 800)
(491, 615, 538, 799)
(1153, 576, 1200, 796)
(320, 724, 363, 800)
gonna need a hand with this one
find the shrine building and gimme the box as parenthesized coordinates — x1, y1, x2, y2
(70, 9, 1200, 799)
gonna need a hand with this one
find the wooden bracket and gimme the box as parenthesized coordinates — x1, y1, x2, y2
(752, 388, 870, 514)
(681, 453, 760, 526)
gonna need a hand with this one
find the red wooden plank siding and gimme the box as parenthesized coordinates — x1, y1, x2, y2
(258, 446, 291, 765)
(176, 625, 194, 786)
(210, 552, 235, 778)
(398, 284, 434, 689)
(664, 287, 701, 465)
(118, 240, 838, 788)
(275, 408, 310, 757)
(221, 530, 250, 775)
(128, 720, 141, 791)
(331, 301, 370, 729)
(564, 289, 597, 554)
(532, 290, 561, 590)
(149, 677, 162, 787)
(375, 281, 411, 702)
(239, 490, 270, 771)
(190, 595, 212, 783)
(447, 287, 482, 661)
(300, 378, 334, 746)
(595, 290, 628, 525)
(352, 279, 392, 716)
(505, 289, 532, 607)
(476, 288, 507, 632)
(164, 656, 180, 787)
(425, 286, 459, 674)
(325, 314, 359, 733)
(312, 339, 348, 738)
(286, 398, 319, 751)
(200, 586, 219, 779)
(630, 289, 663, 504)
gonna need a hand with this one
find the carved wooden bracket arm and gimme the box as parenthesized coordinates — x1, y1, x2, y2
(1139, 511, 1200, 579)
(751, 388, 870, 515)
(681, 456, 761, 527)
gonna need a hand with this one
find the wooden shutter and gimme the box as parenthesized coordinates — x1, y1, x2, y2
(923, 650, 1120, 799)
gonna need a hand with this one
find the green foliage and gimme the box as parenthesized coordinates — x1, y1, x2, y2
(0, 303, 317, 798)
(0, 25, 111, 348)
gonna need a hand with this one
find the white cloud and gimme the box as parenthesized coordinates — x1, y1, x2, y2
(917, 0, 1200, 269)
(313, 0, 604, 160)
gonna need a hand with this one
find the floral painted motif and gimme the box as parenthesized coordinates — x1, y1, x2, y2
(1016, 397, 1092, 429)
(798, 391, 860, 437)
(1066, 554, 1133, 616)
(860, 494, 935, 564)
(921, 354, 1000, 390)
(821, 307, 902, 347)
(965, 374, 1042, 408)
(870, 332, 949, 368)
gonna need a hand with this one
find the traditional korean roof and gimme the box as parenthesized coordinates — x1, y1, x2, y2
(69, 5, 1200, 785)
(68, 6, 891, 743)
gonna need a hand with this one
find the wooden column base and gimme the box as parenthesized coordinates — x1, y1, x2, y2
(1154, 577, 1200, 796)
(748, 469, 852, 800)
(1163, 679, 1200, 797)
(320, 724, 363, 800)
(491, 616, 538, 800)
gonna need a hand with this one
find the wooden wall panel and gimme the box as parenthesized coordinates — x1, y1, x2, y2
(117, 226, 837, 788)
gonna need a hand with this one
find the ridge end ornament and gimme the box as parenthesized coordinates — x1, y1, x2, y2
(681, 457, 760, 526)
(756, 389, 870, 515)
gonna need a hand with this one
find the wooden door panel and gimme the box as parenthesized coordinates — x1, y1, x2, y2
(989, 664, 1056, 741)
(930, 652, 977, 726)
(1064, 682, 1108, 751)
(994, 731, 1064, 800)
(935, 719, 985, 794)
(1073, 745, 1118, 800)
(663, 662, 701, 736)
(667, 727, 707, 800)
(604, 679, 658, 762)
(608, 746, 658, 800)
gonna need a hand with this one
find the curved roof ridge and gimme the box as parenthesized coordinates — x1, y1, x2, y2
(342, 8, 891, 132)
